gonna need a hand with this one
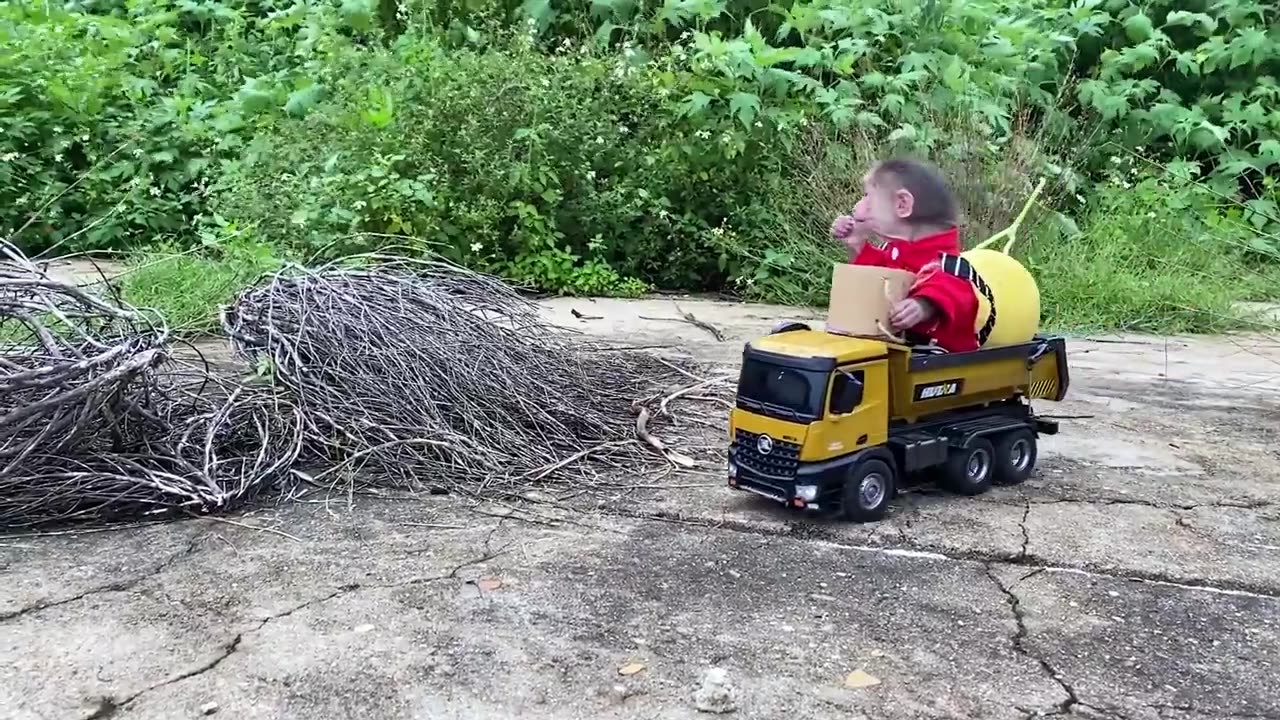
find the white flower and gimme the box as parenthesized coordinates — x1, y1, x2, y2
(148, 186, 161, 197)
(470, 242, 483, 253)
(0, 152, 17, 162)
(695, 130, 711, 139)
(618, 125, 629, 134)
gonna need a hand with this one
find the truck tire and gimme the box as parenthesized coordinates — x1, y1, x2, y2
(942, 438, 995, 496)
(841, 458, 896, 522)
(993, 429, 1037, 485)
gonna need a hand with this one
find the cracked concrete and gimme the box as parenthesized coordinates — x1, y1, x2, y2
(4, 296, 1280, 719)
(982, 564, 1080, 719)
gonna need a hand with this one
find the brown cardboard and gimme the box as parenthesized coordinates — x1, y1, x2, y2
(825, 262, 917, 339)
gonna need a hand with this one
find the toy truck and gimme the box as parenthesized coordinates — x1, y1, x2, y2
(726, 324, 1069, 521)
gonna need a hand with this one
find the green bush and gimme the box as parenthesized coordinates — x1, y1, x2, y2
(0, 2, 205, 251)
(1028, 162, 1280, 333)
(4, 0, 1280, 335)
(117, 233, 283, 332)
(210, 33, 796, 295)
(0, 0, 388, 253)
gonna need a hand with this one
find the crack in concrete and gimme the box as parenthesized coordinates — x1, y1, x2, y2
(1149, 703, 1280, 720)
(983, 563, 1083, 718)
(1018, 496, 1275, 513)
(1016, 497, 1032, 561)
(74, 535, 508, 720)
(1, 532, 206, 623)
(621, 508, 1280, 599)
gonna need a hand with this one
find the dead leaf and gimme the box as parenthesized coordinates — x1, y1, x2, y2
(618, 662, 646, 676)
(476, 578, 503, 591)
(844, 669, 881, 689)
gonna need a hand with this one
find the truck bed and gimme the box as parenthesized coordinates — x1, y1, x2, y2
(887, 335, 1068, 422)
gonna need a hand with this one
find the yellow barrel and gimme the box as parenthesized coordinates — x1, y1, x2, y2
(961, 248, 1041, 347)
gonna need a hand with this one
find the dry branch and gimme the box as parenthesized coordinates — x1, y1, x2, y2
(0, 248, 725, 529)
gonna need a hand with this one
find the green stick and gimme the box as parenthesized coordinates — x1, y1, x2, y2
(970, 178, 1048, 255)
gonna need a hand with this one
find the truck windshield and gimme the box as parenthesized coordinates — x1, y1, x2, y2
(735, 358, 826, 422)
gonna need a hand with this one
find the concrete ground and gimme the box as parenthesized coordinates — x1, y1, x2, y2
(4, 295, 1280, 720)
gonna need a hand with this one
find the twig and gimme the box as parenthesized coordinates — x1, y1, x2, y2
(640, 310, 726, 342)
(399, 522, 468, 530)
(202, 516, 304, 542)
(658, 375, 733, 417)
(676, 303, 726, 341)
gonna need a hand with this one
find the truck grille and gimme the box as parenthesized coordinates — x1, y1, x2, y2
(734, 430, 801, 479)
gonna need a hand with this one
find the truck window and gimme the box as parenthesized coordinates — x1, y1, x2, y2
(829, 369, 865, 415)
(735, 358, 826, 422)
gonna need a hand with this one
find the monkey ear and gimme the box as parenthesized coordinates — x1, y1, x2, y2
(893, 188, 915, 219)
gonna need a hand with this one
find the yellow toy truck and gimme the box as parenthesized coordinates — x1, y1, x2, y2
(726, 324, 1068, 521)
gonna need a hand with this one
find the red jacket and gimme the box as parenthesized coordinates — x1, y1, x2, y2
(849, 227, 979, 352)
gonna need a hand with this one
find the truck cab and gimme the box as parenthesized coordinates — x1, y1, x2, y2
(727, 324, 1068, 521)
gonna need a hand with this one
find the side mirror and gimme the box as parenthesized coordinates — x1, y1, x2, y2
(830, 370, 864, 415)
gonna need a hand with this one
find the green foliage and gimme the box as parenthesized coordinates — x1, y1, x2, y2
(211, 33, 791, 295)
(117, 233, 283, 332)
(5, 0, 1280, 334)
(1070, 0, 1280, 190)
(1027, 165, 1280, 333)
(0, 0, 385, 253)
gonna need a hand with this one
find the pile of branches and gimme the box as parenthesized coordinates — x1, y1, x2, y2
(0, 246, 718, 529)
(0, 241, 305, 528)
(222, 257, 706, 493)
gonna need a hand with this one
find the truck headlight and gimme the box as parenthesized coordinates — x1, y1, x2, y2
(796, 484, 818, 502)
(727, 460, 738, 479)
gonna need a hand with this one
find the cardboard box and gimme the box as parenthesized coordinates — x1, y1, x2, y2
(825, 262, 916, 339)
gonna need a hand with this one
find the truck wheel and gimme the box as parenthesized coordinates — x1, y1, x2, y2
(993, 429, 1037, 485)
(942, 438, 995, 496)
(841, 458, 896, 522)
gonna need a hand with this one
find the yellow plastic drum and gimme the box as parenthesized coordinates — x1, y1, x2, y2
(960, 248, 1041, 347)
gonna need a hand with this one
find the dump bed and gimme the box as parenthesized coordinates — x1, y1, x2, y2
(886, 336, 1068, 422)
